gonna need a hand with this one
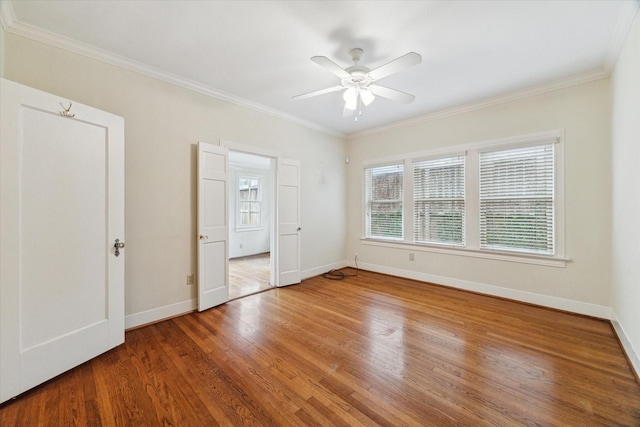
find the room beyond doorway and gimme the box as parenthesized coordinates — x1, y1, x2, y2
(229, 252, 272, 299)
(228, 149, 276, 299)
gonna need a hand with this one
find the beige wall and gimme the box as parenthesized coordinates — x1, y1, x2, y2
(346, 79, 613, 313)
(3, 17, 638, 371)
(611, 12, 640, 373)
(3, 33, 347, 320)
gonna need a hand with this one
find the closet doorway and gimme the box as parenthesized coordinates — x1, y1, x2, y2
(228, 151, 275, 299)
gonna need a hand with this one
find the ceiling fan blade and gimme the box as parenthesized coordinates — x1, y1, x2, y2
(367, 52, 422, 81)
(369, 85, 415, 104)
(292, 85, 344, 100)
(311, 56, 350, 79)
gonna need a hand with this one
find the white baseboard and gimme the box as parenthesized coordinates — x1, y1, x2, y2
(350, 260, 613, 319)
(302, 260, 348, 280)
(124, 261, 347, 329)
(123, 260, 348, 329)
(611, 311, 640, 378)
(123, 262, 638, 380)
(125, 298, 196, 330)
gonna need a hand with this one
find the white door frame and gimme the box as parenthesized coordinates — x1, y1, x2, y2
(220, 140, 301, 288)
(221, 141, 279, 285)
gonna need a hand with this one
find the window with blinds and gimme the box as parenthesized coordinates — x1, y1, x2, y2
(479, 144, 554, 254)
(413, 155, 465, 245)
(237, 176, 262, 228)
(365, 164, 403, 239)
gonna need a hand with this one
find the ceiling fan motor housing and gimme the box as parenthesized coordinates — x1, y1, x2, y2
(342, 66, 373, 89)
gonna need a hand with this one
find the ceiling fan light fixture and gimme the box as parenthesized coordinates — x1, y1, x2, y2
(294, 48, 421, 120)
(343, 87, 358, 110)
(360, 88, 375, 106)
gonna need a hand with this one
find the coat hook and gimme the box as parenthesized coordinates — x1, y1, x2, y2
(60, 102, 75, 118)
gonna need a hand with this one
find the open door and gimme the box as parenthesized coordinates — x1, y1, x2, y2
(0, 79, 125, 403)
(277, 158, 301, 287)
(197, 142, 229, 311)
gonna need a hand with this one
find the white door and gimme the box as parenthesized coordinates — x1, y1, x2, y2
(277, 158, 301, 287)
(0, 79, 125, 404)
(197, 142, 229, 311)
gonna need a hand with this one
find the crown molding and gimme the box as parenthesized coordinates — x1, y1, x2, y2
(0, 0, 16, 30)
(348, 2, 639, 140)
(603, 0, 640, 75)
(1, 6, 343, 139)
(4, 0, 636, 142)
(346, 68, 610, 140)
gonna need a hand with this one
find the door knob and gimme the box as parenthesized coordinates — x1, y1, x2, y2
(199, 234, 209, 240)
(114, 239, 125, 257)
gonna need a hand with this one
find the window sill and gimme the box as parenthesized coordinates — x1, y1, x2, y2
(360, 238, 569, 267)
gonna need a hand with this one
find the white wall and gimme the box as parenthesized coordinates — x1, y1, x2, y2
(611, 12, 640, 375)
(347, 78, 613, 316)
(3, 33, 347, 325)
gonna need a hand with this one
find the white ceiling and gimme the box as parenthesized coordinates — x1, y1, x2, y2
(3, 1, 638, 137)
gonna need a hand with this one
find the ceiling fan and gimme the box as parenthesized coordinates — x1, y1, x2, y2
(293, 48, 422, 120)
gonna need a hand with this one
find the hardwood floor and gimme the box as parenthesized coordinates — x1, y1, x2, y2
(229, 253, 272, 300)
(2, 269, 639, 426)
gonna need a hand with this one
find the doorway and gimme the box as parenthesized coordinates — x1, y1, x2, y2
(228, 151, 275, 299)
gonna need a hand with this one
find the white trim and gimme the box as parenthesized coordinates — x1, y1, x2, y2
(360, 130, 566, 263)
(361, 129, 562, 168)
(611, 311, 640, 379)
(302, 260, 348, 280)
(351, 261, 611, 319)
(3, 0, 636, 142)
(0, 1, 16, 30)
(347, 72, 608, 140)
(603, 1, 640, 75)
(220, 140, 281, 159)
(361, 238, 568, 267)
(125, 298, 197, 330)
(2, 18, 341, 138)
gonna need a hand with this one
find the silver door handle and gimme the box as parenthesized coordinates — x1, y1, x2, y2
(199, 234, 209, 240)
(114, 239, 125, 257)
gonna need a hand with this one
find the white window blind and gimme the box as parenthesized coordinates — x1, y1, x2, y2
(413, 155, 465, 245)
(479, 144, 554, 254)
(365, 164, 403, 240)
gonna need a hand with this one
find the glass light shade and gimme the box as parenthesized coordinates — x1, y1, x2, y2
(360, 88, 375, 106)
(343, 87, 358, 110)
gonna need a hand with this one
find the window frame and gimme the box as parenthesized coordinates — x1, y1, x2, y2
(236, 174, 263, 231)
(361, 130, 566, 267)
(363, 162, 404, 241)
(412, 153, 466, 246)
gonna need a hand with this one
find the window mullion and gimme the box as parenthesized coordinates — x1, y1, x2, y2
(403, 158, 413, 243)
(466, 149, 479, 249)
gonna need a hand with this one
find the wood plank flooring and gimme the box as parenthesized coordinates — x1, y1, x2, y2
(2, 269, 639, 426)
(229, 253, 272, 300)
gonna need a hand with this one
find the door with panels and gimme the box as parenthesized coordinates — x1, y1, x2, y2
(0, 79, 125, 403)
(197, 144, 301, 308)
(276, 158, 301, 287)
(197, 142, 230, 311)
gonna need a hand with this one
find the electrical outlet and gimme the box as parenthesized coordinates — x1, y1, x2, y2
(409, 253, 415, 261)
(187, 274, 194, 285)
